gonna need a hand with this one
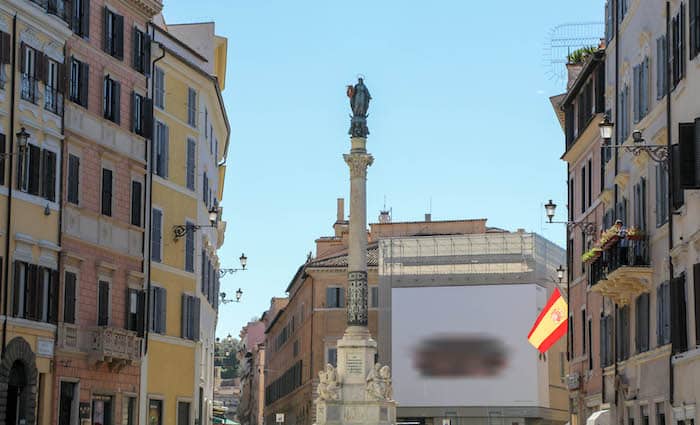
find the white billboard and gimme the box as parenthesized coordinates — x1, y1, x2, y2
(391, 284, 546, 407)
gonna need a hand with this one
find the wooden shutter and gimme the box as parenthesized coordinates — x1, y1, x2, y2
(144, 34, 151, 76)
(181, 294, 190, 339)
(185, 222, 194, 272)
(326, 287, 335, 307)
(115, 14, 124, 60)
(64, 271, 76, 324)
(48, 270, 59, 324)
(0, 32, 10, 65)
(671, 144, 685, 210)
(81, 0, 90, 38)
(187, 139, 195, 190)
(41, 150, 56, 201)
(142, 97, 153, 138)
(101, 168, 112, 216)
(132, 28, 140, 70)
(633, 65, 640, 123)
(694, 118, 700, 187)
(130, 91, 136, 132)
(12, 262, 21, 317)
(679, 122, 696, 188)
(681, 3, 687, 78)
(136, 290, 145, 337)
(79, 61, 89, 107)
(163, 124, 169, 177)
(98, 281, 109, 326)
(339, 287, 345, 307)
(0, 134, 5, 186)
(151, 210, 162, 262)
(157, 287, 166, 333)
(67, 154, 79, 204)
(694, 264, 700, 345)
(131, 181, 142, 227)
(203, 173, 208, 204)
(193, 297, 200, 340)
(20, 42, 26, 74)
(113, 80, 121, 124)
(25, 265, 38, 321)
(28, 144, 41, 195)
(103, 7, 110, 53)
(671, 275, 689, 353)
(692, 0, 697, 58)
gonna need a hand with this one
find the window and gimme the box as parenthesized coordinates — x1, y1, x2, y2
(187, 139, 196, 190)
(92, 396, 113, 425)
(657, 36, 668, 100)
(20, 44, 39, 103)
(131, 92, 152, 137)
(12, 262, 59, 323)
(633, 57, 650, 123)
(618, 0, 628, 23)
(181, 294, 200, 340)
(671, 5, 686, 89)
(101, 168, 113, 216)
(617, 305, 630, 360)
(628, 407, 635, 425)
(568, 314, 574, 356)
(370, 286, 379, 308)
(150, 286, 167, 334)
(131, 181, 142, 227)
(327, 347, 337, 367)
(326, 287, 345, 308)
(0, 33, 9, 89)
(151, 209, 163, 262)
(600, 314, 613, 367)
(655, 165, 669, 226)
(133, 27, 150, 74)
(155, 122, 169, 178)
(587, 317, 592, 370)
(671, 143, 685, 210)
(642, 406, 650, 425)
(264, 361, 302, 406)
(149, 400, 163, 425)
(126, 288, 145, 335)
(657, 281, 671, 345)
(692, 0, 700, 60)
(177, 402, 190, 425)
(69, 57, 88, 107)
(671, 273, 688, 353)
(205, 109, 208, 139)
(97, 280, 109, 326)
(188, 88, 197, 127)
(44, 58, 64, 116)
(63, 271, 76, 324)
(58, 381, 77, 425)
(0, 134, 5, 186)
(605, 0, 613, 43)
(103, 7, 124, 59)
(103, 76, 121, 123)
(656, 403, 666, 425)
(185, 221, 195, 272)
(636, 293, 650, 353)
(568, 178, 574, 221)
(17, 144, 56, 201)
(67, 154, 80, 204)
(125, 397, 136, 425)
(581, 309, 586, 355)
(154, 67, 165, 109)
(71, 0, 89, 37)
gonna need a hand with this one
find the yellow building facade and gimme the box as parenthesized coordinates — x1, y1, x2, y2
(142, 19, 229, 425)
(0, 2, 71, 424)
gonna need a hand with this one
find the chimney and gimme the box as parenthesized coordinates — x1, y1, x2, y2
(336, 198, 345, 222)
(425, 213, 432, 222)
(566, 63, 584, 91)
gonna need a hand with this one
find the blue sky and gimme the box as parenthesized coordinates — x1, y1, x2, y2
(162, 0, 603, 338)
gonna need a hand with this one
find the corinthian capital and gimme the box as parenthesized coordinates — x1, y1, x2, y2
(344, 153, 374, 179)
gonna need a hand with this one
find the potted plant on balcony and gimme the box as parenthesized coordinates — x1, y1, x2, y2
(625, 226, 644, 240)
(582, 247, 603, 264)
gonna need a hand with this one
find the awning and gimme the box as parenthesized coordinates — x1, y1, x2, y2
(586, 410, 610, 425)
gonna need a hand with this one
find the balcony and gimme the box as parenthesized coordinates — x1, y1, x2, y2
(20, 74, 37, 104)
(44, 87, 64, 116)
(57, 323, 79, 351)
(28, 0, 69, 21)
(88, 327, 143, 371)
(590, 238, 652, 306)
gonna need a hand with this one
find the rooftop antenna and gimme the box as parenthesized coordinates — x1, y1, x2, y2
(379, 195, 392, 223)
(542, 22, 604, 88)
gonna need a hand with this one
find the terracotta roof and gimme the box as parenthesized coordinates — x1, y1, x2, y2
(306, 244, 378, 268)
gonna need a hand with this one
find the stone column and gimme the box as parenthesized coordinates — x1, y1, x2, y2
(344, 136, 373, 332)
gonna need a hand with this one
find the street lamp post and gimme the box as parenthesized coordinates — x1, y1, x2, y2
(220, 288, 243, 305)
(544, 199, 597, 235)
(173, 203, 221, 240)
(219, 253, 248, 278)
(598, 115, 669, 166)
(0, 127, 29, 159)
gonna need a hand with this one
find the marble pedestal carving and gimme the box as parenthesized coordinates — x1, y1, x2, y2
(315, 327, 396, 425)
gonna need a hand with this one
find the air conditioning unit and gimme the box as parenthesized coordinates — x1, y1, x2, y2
(566, 373, 580, 390)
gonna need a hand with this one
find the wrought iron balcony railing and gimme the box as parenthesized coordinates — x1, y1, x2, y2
(589, 238, 650, 287)
(44, 87, 64, 116)
(20, 74, 38, 103)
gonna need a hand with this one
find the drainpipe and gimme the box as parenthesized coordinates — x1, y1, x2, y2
(613, 0, 620, 410)
(665, 0, 675, 406)
(144, 35, 166, 355)
(2, 14, 18, 358)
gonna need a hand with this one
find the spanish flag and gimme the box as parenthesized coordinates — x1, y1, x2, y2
(527, 288, 568, 353)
